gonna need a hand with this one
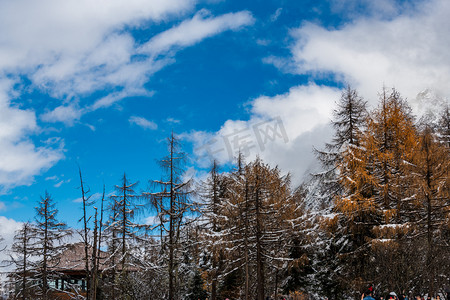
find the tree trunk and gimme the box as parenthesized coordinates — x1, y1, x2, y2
(169, 134, 175, 300)
(91, 208, 98, 300)
(79, 169, 91, 300)
(43, 200, 48, 300)
(22, 227, 27, 300)
(244, 179, 250, 300)
(425, 144, 435, 297)
(255, 171, 265, 300)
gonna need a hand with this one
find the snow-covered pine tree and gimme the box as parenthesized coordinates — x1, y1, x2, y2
(409, 124, 450, 295)
(93, 184, 105, 300)
(8, 222, 35, 300)
(367, 88, 417, 219)
(220, 153, 252, 300)
(280, 188, 313, 299)
(77, 167, 95, 300)
(332, 88, 418, 293)
(146, 132, 193, 300)
(364, 89, 419, 291)
(103, 191, 120, 299)
(313, 86, 369, 298)
(127, 232, 167, 299)
(197, 160, 228, 300)
(221, 157, 301, 300)
(106, 173, 144, 299)
(178, 222, 206, 297)
(91, 207, 99, 300)
(436, 105, 450, 148)
(313, 85, 368, 206)
(186, 268, 208, 300)
(32, 191, 71, 300)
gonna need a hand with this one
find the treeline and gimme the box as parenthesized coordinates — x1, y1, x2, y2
(312, 87, 449, 299)
(1, 87, 449, 300)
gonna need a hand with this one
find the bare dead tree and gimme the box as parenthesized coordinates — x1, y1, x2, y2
(146, 132, 194, 300)
(78, 167, 94, 299)
(105, 173, 144, 299)
(32, 191, 71, 300)
(8, 222, 35, 300)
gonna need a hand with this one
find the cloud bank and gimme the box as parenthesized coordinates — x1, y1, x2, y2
(0, 84, 63, 190)
(288, 0, 450, 106)
(0, 0, 254, 189)
(191, 0, 450, 185)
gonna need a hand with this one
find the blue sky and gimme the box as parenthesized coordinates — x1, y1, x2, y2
(0, 0, 449, 247)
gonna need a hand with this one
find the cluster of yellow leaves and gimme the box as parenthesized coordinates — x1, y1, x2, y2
(370, 238, 399, 251)
(201, 270, 209, 293)
(289, 290, 309, 300)
(372, 223, 410, 240)
(332, 89, 421, 240)
(334, 196, 378, 220)
(319, 214, 338, 232)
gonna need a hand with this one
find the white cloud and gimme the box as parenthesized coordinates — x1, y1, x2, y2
(328, 0, 405, 19)
(0, 85, 64, 191)
(26, 8, 253, 123)
(0, 0, 254, 112)
(129, 116, 158, 130)
(72, 197, 83, 203)
(0, 97, 36, 143)
(270, 8, 282, 22)
(89, 192, 104, 201)
(189, 85, 340, 183)
(138, 9, 255, 55)
(90, 89, 154, 111)
(191, 0, 450, 186)
(145, 215, 161, 227)
(54, 181, 64, 188)
(0, 1, 254, 189)
(0, 216, 22, 237)
(0, 216, 23, 270)
(40, 104, 84, 125)
(166, 117, 181, 124)
(0, 0, 196, 190)
(0, 0, 194, 105)
(287, 0, 450, 108)
(72, 192, 103, 204)
(0, 0, 194, 72)
(84, 123, 96, 132)
(0, 140, 63, 191)
(54, 179, 71, 188)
